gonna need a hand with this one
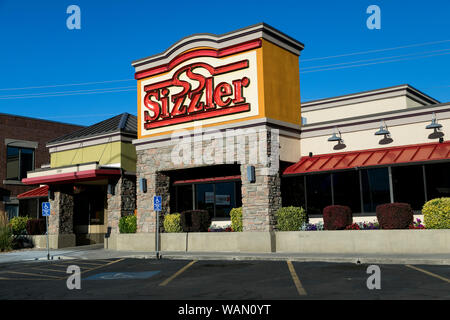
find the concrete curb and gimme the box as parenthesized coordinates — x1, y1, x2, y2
(118, 252, 450, 265)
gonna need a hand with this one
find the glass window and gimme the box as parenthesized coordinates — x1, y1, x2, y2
(6, 146, 34, 180)
(361, 168, 390, 212)
(425, 162, 450, 200)
(195, 184, 214, 217)
(306, 173, 332, 215)
(392, 165, 425, 210)
(174, 184, 193, 213)
(333, 170, 361, 213)
(6, 147, 19, 180)
(5, 204, 19, 220)
(174, 181, 241, 219)
(214, 182, 236, 218)
(20, 148, 34, 180)
(281, 176, 306, 208)
(19, 198, 39, 219)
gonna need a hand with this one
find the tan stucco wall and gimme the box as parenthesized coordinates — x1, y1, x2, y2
(280, 135, 301, 162)
(301, 118, 450, 156)
(302, 96, 410, 125)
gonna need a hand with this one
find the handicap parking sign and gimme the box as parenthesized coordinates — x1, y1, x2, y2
(42, 202, 51, 217)
(153, 196, 162, 211)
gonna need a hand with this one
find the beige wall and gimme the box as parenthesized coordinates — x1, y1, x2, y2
(301, 118, 450, 156)
(280, 135, 301, 162)
(302, 96, 410, 125)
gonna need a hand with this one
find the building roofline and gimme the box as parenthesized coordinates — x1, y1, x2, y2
(0, 112, 84, 128)
(301, 84, 440, 110)
(131, 22, 305, 72)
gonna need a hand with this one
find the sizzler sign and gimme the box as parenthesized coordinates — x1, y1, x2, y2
(142, 59, 252, 129)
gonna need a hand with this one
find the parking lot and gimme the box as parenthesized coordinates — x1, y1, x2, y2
(0, 258, 448, 300)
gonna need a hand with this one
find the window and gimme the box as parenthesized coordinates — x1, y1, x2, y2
(392, 165, 425, 210)
(306, 173, 332, 215)
(425, 162, 450, 200)
(6, 146, 34, 180)
(361, 168, 390, 212)
(5, 204, 19, 220)
(333, 170, 361, 213)
(281, 176, 306, 208)
(173, 181, 242, 219)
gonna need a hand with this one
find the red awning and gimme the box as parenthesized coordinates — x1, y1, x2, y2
(17, 186, 49, 199)
(22, 169, 121, 185)
(173, 175, 241, 185)
(283, 141, 450, 176)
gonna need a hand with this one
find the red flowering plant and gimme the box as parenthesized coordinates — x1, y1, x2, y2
(409, 218, 426, 229)
(345, 223, 360, 230)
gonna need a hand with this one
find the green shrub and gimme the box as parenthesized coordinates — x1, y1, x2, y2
(164, 213, 183, 233)
(9, 216, 30, 235)
(422, 198, 450, 229)
(230, 207, 243, 232)
(276, 206, 308, 231)
(119, 215, 137, 233)
(0, 224, 12, 252)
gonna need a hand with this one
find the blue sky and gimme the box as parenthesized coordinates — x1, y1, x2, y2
(0, 0, 449, 126)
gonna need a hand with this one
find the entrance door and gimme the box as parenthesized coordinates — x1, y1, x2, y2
(73, 185, 106, 245)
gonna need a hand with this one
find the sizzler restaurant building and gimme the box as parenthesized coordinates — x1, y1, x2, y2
(22, 23, 450, 250)
(132, 23, 304, 233)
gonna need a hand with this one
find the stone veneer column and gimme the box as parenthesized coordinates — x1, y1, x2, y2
(136, 148, 170, 233)
(241, 127, 281, 232)
(48, 190, 74, 235)
(107, 174, 137, 233)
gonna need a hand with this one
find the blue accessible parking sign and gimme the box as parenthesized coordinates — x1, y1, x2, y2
(153, 196, 162, 211)
(42, 202, 51, 217)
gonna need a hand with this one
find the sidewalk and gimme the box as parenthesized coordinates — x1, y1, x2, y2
(1, 245, 449, 265)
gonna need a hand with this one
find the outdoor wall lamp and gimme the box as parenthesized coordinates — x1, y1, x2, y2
(374, 120, 390, 137)
(426, 112, 444, 140)
(139, 178, 147, 193)
(327, 127, 343, 143)
(247, 165, 256, 183)
(375, 120, 393, 145)
(426, 112, 443, 130)
(107, 183, 115, 196)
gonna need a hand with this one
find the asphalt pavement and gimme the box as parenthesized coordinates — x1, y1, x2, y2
(0, 258, 448, 300)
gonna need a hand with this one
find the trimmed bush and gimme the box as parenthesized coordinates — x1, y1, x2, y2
(9, 216, 30, 235)
(230, 207, 243, 232)
(180, 210, 211, 232)
(276, 206, 308, 231)
(422, 198, 450, 229)
(119, 215, 137, 233)
(376, 203, 413, 229)
(26, 219, 46, 235)
(323, 205, 352, 230)
(164, 213, 183, 233)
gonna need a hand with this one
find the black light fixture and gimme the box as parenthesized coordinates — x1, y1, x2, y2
(107, 183, 115, 195)
(247, 165, 255, 183)
(426, 112, 443, 130)
(139, 178, 147, 193)
(375, 120, 390, 136)
(327, 127, 342, 143)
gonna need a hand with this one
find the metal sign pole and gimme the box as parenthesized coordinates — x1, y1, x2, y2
(156, 211, 160, 259)
(154, 195, 162, 260)
(46, 215, 50, 260)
